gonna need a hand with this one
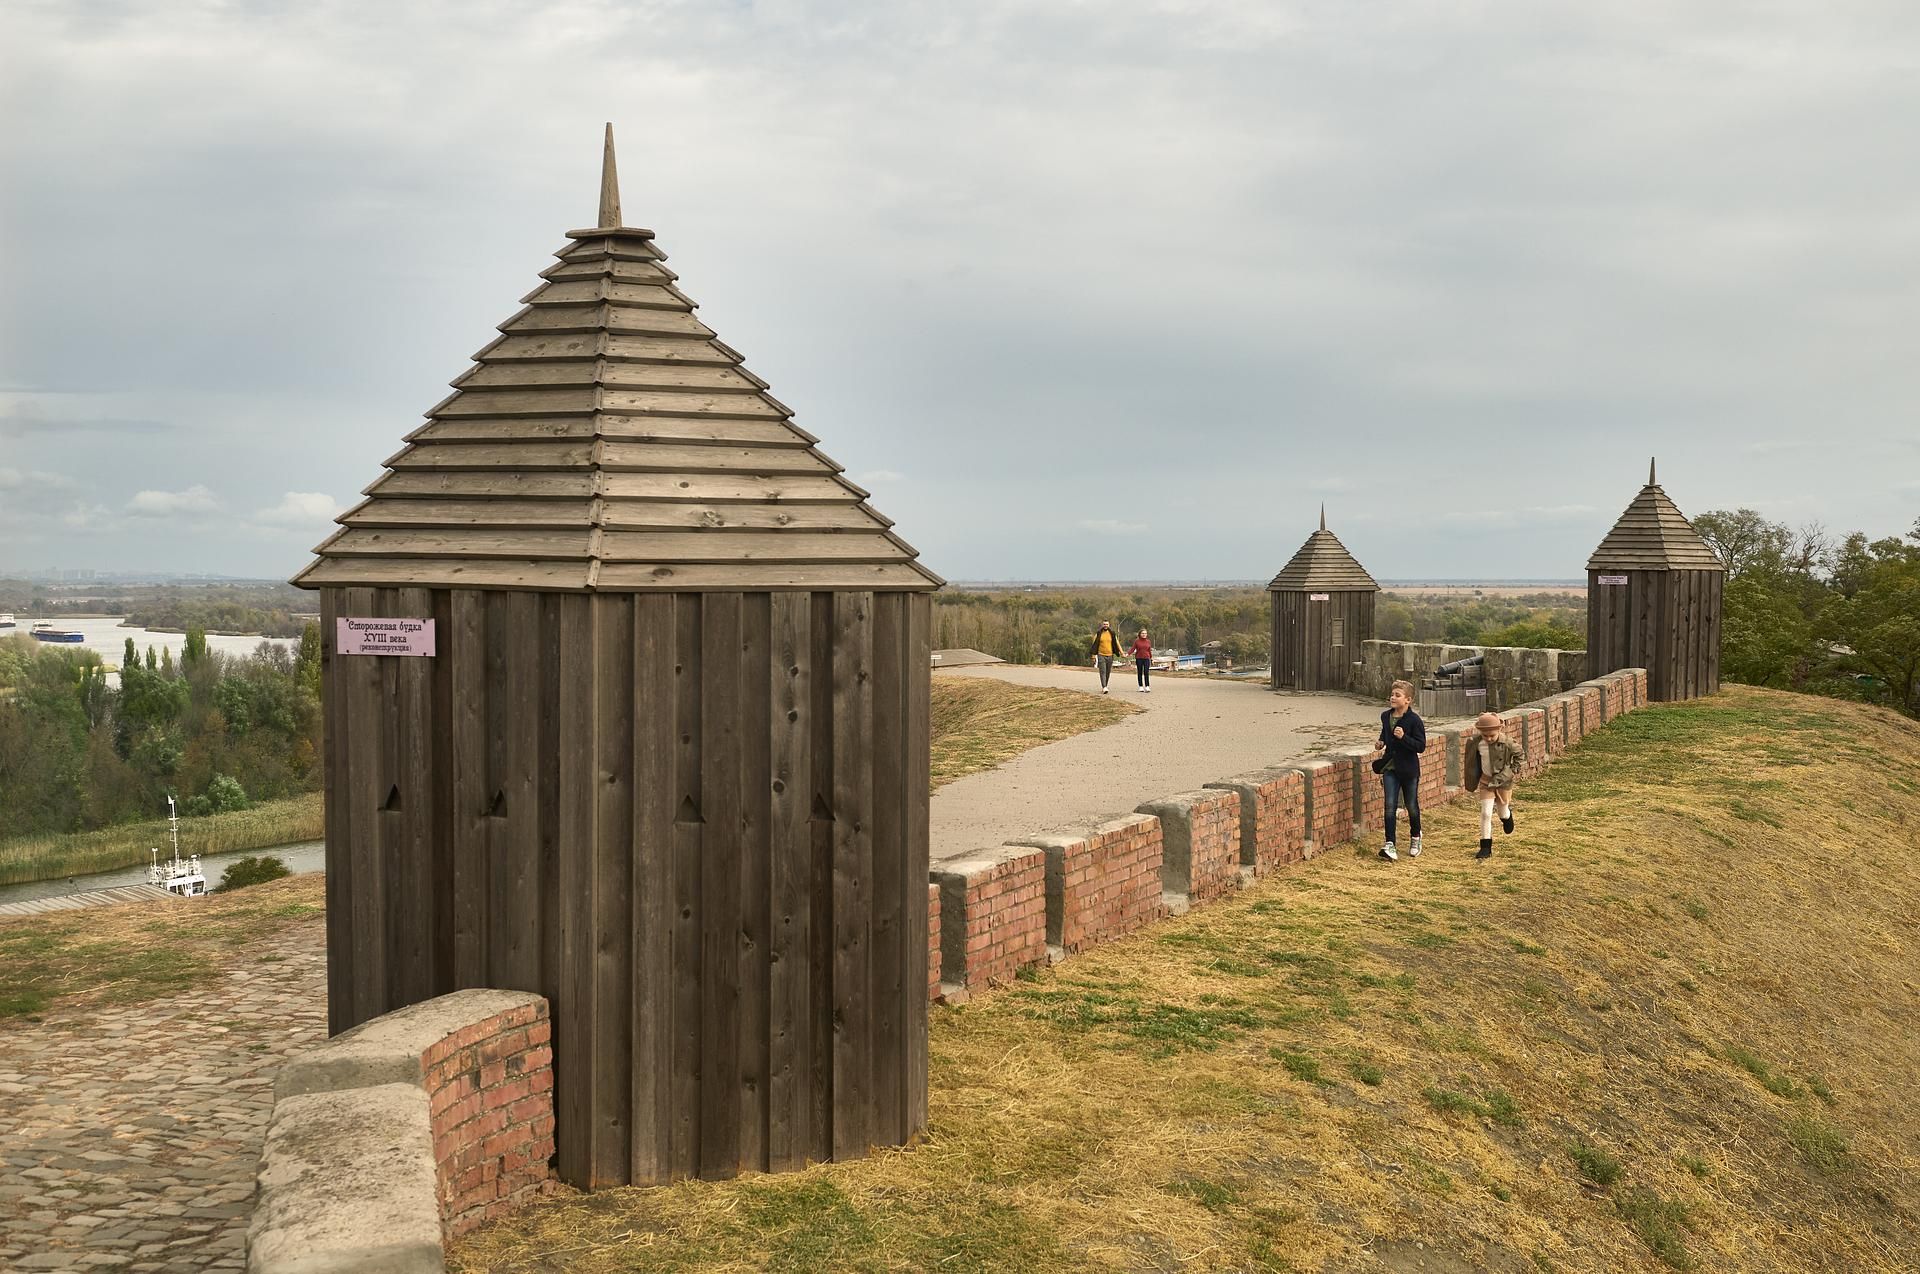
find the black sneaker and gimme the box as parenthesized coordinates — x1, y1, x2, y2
(1501, 811, 1515, 835)
(1476, 839, 1493, 859)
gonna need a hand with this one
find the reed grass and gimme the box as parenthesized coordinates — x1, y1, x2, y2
(0, 792, 322, 886)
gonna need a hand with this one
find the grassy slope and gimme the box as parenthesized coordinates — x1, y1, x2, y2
(0, 874, 325, 1020)
(930, 673, 1138, 790)
(451, 686, 1919, 1273)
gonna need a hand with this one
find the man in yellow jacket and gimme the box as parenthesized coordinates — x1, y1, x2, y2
(1090, 620, 1120, 694)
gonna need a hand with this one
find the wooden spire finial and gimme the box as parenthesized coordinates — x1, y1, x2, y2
(1649, 457, 1657, 486)
(598, 123, 622, 229)
(1319, 504, 1326, 532)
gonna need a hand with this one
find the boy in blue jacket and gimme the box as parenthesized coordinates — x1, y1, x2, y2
(1371, 679, 1426, 862)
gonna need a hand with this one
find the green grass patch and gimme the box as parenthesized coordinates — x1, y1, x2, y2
(1273, 1050, 1329, 1086)
(1723, 1044, 1799, 1098)
(1785, 1116, 1850, 1174)
(1423, 1086, 1522, 1127)
(1614, 1188, 1693, 1269)
(1676, 1153, 1710, 1178)
(1008, 988, 1261, 1054)
(1569, 1141, 1623, 1186)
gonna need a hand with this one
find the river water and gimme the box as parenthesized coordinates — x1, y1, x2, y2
(3, 616, 299, 675)
(0, 840, 326, 907)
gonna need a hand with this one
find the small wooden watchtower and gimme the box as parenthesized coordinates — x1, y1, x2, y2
(1268, 508, 1378, 691)
(1585, 459, 1724, 701)
(294, 127, 942, 1189)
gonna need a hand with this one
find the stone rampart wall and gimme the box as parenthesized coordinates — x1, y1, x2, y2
(1352, 640, 1589, 711)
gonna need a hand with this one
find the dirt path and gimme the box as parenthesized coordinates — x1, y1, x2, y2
(0, 917, 327, 1272)
(931, 665, 1381, 863)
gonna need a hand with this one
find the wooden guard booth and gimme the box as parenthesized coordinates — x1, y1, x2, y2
(1268, 509, 1378, 691)
(1585, 459, 1723, 701)
(293, 127, 943, 1188)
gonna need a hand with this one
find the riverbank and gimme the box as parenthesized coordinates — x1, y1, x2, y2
(0, 792, 323, 886)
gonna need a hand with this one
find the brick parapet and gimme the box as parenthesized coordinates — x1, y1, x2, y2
(251, 989, 554, 1272)
(1013, 816, 1166, 955)
(931, 847, 1048, 991)
(1290, 756, 1355, 853)
(1133, 792, 1239, 905)
(1202, 767, 1306, 874)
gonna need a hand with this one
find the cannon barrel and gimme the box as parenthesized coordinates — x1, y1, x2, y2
(1435, 654, 1486, 676)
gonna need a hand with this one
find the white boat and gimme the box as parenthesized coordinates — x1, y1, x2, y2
(0, 613, 15, 630)
(147, 796, 208, 898)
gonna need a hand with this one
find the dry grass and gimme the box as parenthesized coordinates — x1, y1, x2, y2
(0, 874, 325, 1020)
(0, 791, 323, 885)
(930, 674, 1138, 790)
(451, 686, 1920, 1273)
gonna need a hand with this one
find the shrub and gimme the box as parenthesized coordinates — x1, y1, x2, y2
(217, 854, 290, 891)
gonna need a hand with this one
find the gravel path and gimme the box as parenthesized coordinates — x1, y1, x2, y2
(0, 917, 327, 1272)
(931, 665, 1382, 863)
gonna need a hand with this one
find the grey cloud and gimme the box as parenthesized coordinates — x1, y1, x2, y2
(2, 0, 1916, 579)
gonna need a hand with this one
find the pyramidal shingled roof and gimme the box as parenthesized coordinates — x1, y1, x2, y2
(1586, 460, 1725, 573)
(1266, 508, 1378, 591)
(294, 125, 941, 593)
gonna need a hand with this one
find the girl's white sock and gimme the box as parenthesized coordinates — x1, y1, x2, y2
(1480, 798, 1495, 839)
(1499, 801, 1512, 818)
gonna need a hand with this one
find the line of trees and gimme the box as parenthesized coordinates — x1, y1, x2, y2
(933, 587, 1586, 668)
(0, 625, 324, 839)
(1695, 509, 1920, 716)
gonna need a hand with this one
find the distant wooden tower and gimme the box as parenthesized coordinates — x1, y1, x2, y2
(1585, 459, 1724, 701)
(1268, 508, 1378, 691)
(293, 126, 943, 1189)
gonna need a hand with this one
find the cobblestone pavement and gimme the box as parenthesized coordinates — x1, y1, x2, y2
(0, 919, 326, 1273)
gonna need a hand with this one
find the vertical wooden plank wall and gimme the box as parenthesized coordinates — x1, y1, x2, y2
(1270, 591, 1374, 692)
(320, 586, 930, 1188)
(1586, 570, 1720, 702)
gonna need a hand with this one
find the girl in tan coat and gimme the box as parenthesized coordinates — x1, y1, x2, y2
(1462, 711, 1522, 859)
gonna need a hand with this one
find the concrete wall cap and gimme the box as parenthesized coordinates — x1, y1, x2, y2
(932, 845, 1044, 879)
(1005, 833, 1083, 851)
(1133, 791, 1220, 817)
(275, 988, 543, 1101)
(248, 1083, 443, 1274)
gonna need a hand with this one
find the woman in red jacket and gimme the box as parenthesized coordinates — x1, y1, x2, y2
(1130, 629, 1153, 692)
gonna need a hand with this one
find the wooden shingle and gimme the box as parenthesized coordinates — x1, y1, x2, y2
(1585, 460, 1725, 572)
(1267, 510, 1378, 592)
(294, 128, 940, 593)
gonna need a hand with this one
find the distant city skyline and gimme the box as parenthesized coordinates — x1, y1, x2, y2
(4, 2, 1917, 582)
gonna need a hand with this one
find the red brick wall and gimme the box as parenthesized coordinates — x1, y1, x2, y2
(1298, 759, 1356, 852)
(1180, 794, 1239, 903)
(1544, 699, 1571, 757)
(1632, 669, 1648, 705)
(424, 999, 554, 1237)
(1419, 728, 1455, 807)
(1204, 768, 1306, 873)
(927, 883, 942, 1001)
(1579, 685, 1605, 735)
(1019, 817, 1166, 955)
(931, 848, 1047, 991)
(1133, 795, 1238, 905)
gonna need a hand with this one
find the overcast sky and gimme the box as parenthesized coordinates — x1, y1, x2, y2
(3, 1, 1916, 583)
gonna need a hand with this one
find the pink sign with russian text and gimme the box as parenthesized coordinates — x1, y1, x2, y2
(337, 617, 436, 656)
